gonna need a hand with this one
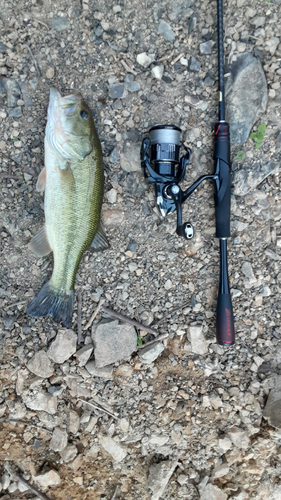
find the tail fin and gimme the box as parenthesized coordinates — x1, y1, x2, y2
(27, 281, 74, 328)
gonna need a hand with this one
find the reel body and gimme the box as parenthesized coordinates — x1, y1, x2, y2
(141, 124, 216, 240)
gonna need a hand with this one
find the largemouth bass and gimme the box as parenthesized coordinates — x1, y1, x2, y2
(27, 88, 109, 327)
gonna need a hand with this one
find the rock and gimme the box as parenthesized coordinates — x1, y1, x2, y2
(50, 427, 68, 452)
(225, 53, 267, 143)
(99, 434, 127, 462)
(108, 83, 124, 99)
(218, 436, 232, 452)
(3, 316, 15, 330)
(114, 364, 134, 377)
(138, 342, 164, 364)
(263, 375, 281, 428)
(47, 329, 77, 364)
(124, 75, 140, 92)
(60, 444, 78, 463)
(49, 17, 69, 31)
(200, 484, 228, 500)
(200, 41, 214, 54)
(48, 385, 63, 396)
(233, 161, 278, 196)
(34, 470, 61, 488)
(120, 142, 141, 172)
(68, 410, 80, 434)
(102, 207, 124, 226)
(266, 37, 280, 56)
(74, 345, 93, 366)
(189, 325, 208, 355)
(147, 459, 178, 500)
(157, 20, 175, 42)
(212, 463, 230, 478)
(241, 262, 256, 281)
(23, 391, 57, 415)
(0, 42, 8, 53)
(136, 52, 155, 68)
(105, 188, 117, 204)
(151, 65, 164, 80)
(2, 472, 10, 490)
(189, 57, 201, 72)
(188, 16, 197, 33)
(92, 320, 137, 368)
(227, 426, 250, 449)
(27, 350, 54, 378)
(46, 67, 55, 79)
(3, 79, 21, 108)
(85, 360, 113, 379)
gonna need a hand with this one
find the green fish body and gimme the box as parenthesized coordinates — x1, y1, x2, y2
(27, 88, 108, 327)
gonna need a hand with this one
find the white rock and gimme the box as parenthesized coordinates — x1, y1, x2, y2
(200, 484, 228, 500)
(190, 325, 208, 355)
(99, 435, 127, 462)
(106, 188, 117, 204)
(34, 470, 61, 488)
(68, 410, 80, 434)
(60, 444, 78, 463)
(137, 52, 155, 68)
(148, 460, 178, 500)
(74, 344, 93, 366)
(218, 436, 232, 452)
(212, 463, 230, 478)
(27, 350, 54, 378)
(227, 426, 250, 449)
(50, 427, 68, 452)
(23, 391, 57, 415)
(138, 342, 164, 364)
(85, 360, 113, 379)
(47, 329, 77, 364)
(151, 65, 164, 80)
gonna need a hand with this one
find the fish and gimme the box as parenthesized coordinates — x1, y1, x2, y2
(27, 87, 109, 327)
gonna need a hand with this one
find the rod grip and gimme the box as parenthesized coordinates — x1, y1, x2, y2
(216, 293, 235, 345)
(214, 122, 231, 239)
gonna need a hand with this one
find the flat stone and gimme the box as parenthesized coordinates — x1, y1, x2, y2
(114, 364, 134, 377)
(23, 391, 57, 415)
(46, 67, 55, 79)
(106, 188, 117, 204)
(218, 436, 232, 452)
(200, 484, 228, 500)
(102, 207, 124, 226)
(49, 17, 69, 31)
(27, 350, 54, 378)
(3, 316, 15, 330)
(50, 427, 68, 452)
(241, 262, 256, 281)
(120, 142, 141, 172)
(189, 57, 201, 72)
(93, 320, 137, 368)
(147, 460, 178, 500)
(227, 426, 250, 449)
(99, 434, 127, 462)
(263, 375, 281, 428)
(158, 20, 175, 41)
(124, 76, 140, 92)
(33, 470, 61, 488)
(47, 329, 77, 364)
(138, 342, 164, 364)
(233, 161, 278, 196)
(136, 52, 155, 68)
(68, 410, 80, 434)
(212, 463, 230, 478)
(85, 360, 113, 379)
(0, 42, 8, 53)
(225, 53, 267, 143)
(74, 345, 93, 366)
(60, 444, 78, 463)
(190, 325, 208, 355)
(3, 79, 21, 107)
(108, 83, 124, 99)
(8, 106, 23, 118)
(200, 41, 214, 54)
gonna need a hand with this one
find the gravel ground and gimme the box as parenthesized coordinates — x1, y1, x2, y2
(0, 0, 281, 499)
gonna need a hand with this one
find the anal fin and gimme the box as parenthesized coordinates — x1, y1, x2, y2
(36, 167, 46, 192)
(29, 225, 52, 257)
(90, 223, 110, 251)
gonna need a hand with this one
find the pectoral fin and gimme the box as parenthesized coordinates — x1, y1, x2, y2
(36, 167, 46, 192)
(29, 225, 52, 257)
(90, 224, 110, 251)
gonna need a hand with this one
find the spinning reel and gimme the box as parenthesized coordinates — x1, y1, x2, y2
(141, 125, 218, 240)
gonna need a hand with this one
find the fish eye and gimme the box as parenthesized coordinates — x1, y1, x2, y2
(80, 110, 89, 120)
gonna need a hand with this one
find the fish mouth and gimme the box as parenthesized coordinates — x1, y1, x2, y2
(49, 88, 82, 112)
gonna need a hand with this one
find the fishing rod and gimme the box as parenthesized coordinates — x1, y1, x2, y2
(140, 0, 235, 345)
